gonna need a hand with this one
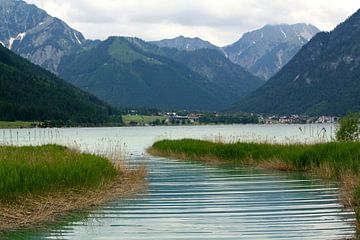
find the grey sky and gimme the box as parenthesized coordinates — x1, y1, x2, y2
(25, 0, 359, 46)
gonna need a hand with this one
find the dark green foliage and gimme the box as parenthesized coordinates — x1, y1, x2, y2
(0, 45, 120, 124)
(233, 9, 360, 116)
(0, 145, 118, 200)
(336, 112, 360, 141)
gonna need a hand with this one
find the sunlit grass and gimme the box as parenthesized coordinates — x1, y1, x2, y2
(122, 115, 167, 125)
(0, 121, 38, 129)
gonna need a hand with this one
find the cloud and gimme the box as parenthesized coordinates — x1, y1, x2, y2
(24, 0, 359, 46)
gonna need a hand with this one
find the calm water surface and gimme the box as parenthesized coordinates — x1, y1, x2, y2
(1, 124, 355, 239)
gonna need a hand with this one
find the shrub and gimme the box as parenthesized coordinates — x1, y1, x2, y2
(336, 112, 360, 141)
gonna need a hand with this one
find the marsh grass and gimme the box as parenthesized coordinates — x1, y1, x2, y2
(0, 144, 146, 231)
(150, 139, 360, 223)
(0, 145, 118, 200)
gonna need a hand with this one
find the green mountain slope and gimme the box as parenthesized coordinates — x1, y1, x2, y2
(159, 48, 264, 99)
(0, 45, 118, 123)
(59, 37, 244, 111)
(232, 9, 360, 116)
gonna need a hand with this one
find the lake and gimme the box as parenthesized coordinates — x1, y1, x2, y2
(1, 124, 355, 239)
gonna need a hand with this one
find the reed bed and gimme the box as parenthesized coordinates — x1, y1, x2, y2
(0, 144, 146, 231)
(149, 139, 360, 224)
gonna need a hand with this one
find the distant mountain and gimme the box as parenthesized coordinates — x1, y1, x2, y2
(0, 0, 87, 73)
(58, 37, 240, 111)
(158, 48, 264, 98)
(232, 9, 360, 116)
(151, 36, 219, 51)
(121, 38, 264, 102)
(0, 44, 117, 123)
(223, 23, 320, 80)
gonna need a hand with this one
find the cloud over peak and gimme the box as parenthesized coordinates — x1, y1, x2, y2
(25, 0, 359, 46)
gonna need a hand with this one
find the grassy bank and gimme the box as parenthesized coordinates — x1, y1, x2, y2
(122, 115, 167, 125)
(0, 121, 38, 129)
(0, 145, 146, 231)
(149, 139, 360, 223)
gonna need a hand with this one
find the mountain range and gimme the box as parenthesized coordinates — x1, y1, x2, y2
(150, 24, 319, 80)
(58, 37, 264, 110)
(3, 0, 358, 117)
(233, 9, 360, 116)
(0, 0, 320, 111)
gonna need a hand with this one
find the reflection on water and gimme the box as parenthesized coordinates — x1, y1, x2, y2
(1, 124, 355, 239)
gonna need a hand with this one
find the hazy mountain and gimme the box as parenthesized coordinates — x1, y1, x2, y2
(58, 37, 240, 111)
(151, 36, 219, 51)
(232, 9, 360, 116)
(223, 23, 320, 80)
(0, 44, 117, 123)
(0, 0, 87, 73)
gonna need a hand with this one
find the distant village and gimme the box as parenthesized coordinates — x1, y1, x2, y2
(125, 110, 340, 126)
(259, 115, 340, 124)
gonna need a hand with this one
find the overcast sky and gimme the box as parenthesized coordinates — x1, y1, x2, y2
(25, 0, 359, 46)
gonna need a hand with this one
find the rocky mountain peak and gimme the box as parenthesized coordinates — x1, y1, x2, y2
(0, 0, 85, 73)
(223, 23, 320, 80)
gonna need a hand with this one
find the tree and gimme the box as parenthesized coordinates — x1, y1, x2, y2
(336, 112, 360, 141)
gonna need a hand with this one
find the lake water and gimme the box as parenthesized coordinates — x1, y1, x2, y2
(1, 124, 355, 239)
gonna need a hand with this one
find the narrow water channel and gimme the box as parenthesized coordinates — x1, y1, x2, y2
(1, 125, 355, 239)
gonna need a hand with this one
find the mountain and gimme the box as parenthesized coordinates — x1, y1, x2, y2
(0, 44, 117, 123)
(58, 37, 242, 111)
(232, 9, 360, 116)
(151, 36, 219, 51)
(0, 0, 87, 73)
(157, 47, 264, 98)
(223, 23, 320, 80)
(119, 38, 264, 102)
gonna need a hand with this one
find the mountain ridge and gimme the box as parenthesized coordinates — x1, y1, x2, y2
(223, 23, 320, 79)
(59, 36, 237, 111)
(232, 9, 360, 116)
(0, 0, 86, 73)
(150, 36, 220, 52)
(0, 44, 118, 123)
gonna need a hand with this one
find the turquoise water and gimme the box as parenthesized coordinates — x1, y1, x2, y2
(1, 124, 355, 239)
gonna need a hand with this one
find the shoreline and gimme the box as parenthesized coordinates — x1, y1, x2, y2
(0, 166, 146, 232)
(0, 121, 337, 130)
(0, 145, 147, 232)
